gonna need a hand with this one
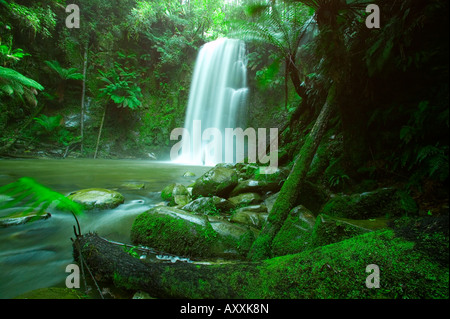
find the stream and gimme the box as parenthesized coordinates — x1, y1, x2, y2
(0, 158, 210, 299)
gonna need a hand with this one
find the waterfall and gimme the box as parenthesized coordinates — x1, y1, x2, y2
(174, 38, 248, 166)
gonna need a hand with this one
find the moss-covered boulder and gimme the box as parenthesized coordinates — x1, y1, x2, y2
(191, 166, 238, 198)
(67, 188, 124, 210)
(130, 206, 254, 258)
(0, 211, 51, 228)
(322, 187, 416, 219)
(271, 205, 316, 256)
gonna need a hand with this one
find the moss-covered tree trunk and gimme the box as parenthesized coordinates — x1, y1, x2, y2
(248, 83, 336, 261)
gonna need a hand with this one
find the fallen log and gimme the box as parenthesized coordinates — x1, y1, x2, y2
(72, 229, 449, 299)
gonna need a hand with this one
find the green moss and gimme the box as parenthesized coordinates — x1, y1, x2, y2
(251, 229, 449, 299)
(131, 211, 219, 257)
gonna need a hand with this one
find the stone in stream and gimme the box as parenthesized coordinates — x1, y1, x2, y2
(181, 196, 235, 215)
(191, 165, 238, 198)
(130, 205, 256, 258)
(0, 211, 51, 228)
(67, 188, 125, 210)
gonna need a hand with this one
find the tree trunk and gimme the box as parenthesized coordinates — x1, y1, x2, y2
(80, 44, 88, 155)
(248, 83, 336, 261)
(94, 104, 107, 159)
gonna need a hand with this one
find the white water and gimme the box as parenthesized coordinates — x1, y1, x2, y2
(175, 38, 248, 166)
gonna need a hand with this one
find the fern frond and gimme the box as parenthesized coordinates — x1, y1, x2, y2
(0, 66, 44, 91)
(0, 177, 83, 219)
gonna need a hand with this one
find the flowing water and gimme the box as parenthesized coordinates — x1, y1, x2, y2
(0, 158, 210, 299)
(175, 38, 248, 166)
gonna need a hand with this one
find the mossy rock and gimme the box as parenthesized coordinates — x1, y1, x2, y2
(130, 206, 254, 258)
(13, 287, 86, 299)
(161, 183, 189, 205)
(230, 211, 268, 229)
(0, 211, 51, 228)
(191, 166, 238, 198)
(67, 188, 124, 210)
(228, 192, 263, 207)
(271, 205, 316, 256)
(310, 214, 377, 248)
(182, 196, 235, 215)
(322, 187, 416, 219)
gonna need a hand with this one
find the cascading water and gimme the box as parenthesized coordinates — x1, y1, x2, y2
(175, 38, 248, 166)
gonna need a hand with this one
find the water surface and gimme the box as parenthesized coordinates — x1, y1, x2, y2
(0, 158, 210, 299)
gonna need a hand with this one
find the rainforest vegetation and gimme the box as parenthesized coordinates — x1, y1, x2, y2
(0, 0, 448, 301)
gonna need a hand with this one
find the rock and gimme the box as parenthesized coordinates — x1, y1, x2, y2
(0, 211, 51, 228)
(174, 195, 190, 206)
(229, 179, 282, 197)
(191, 166, 238, 198)
(132, 291, 155, 299)
(235, 204, 268, 214)
(161, 183, 189, 206)
(272, 205, 316, 256)
(183, 171, 196, 177)
(321, 187, 414, 219)
(264, 192, 279, 213)
(310, 214, 373, 248)
(230, 211, 268, 229)
(228, 193, 263, 207)
(120, 182, 145, 190)
(67, 188, 125, 210)
(182, 196, 235, 215)
(131, 206, 255, 258)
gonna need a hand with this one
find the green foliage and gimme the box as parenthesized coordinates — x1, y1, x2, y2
(44, 60, 83, 81)
(0, 177, 83, 219)
(0, 66, 44, 107)
(98, 60, 143, 110)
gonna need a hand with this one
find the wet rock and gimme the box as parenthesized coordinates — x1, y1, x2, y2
(230, 211, 268, 229)
(161, 183, 189, 206)
(182, 196, 235, 215)
(191, 166, 238, 198)
(228, 192, 263, 207)
(0, 211, 51, 228)
(131, 206, 254, 258)
(67, 188, 125, 210)
(229, 179, 282, 197)
(264, 192, 279, 213)
(120, 182, 145, 190)
(183, 171, 196, 177)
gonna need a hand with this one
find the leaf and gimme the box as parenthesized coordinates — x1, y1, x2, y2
(0, 177, 83, 219)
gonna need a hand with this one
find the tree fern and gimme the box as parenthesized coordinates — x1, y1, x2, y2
(44, 60, 83, 81)
(0, 177, 83, 220)
(0, 66, 44, 91)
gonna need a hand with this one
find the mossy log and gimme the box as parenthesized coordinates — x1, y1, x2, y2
(72, 229, 448, 299)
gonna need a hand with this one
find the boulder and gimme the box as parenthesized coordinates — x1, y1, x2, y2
(228, 193, 263, 207)
(0, 211, 51, 228)
(182, 196, 235, 215)
(191, 166, 238, 198)
(230, 211, 268, 229)
(161, 183, 189, 206)
(131, 206, 255, 258)
(67, 188, 124, 210)
(229, 179, 282, 197)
